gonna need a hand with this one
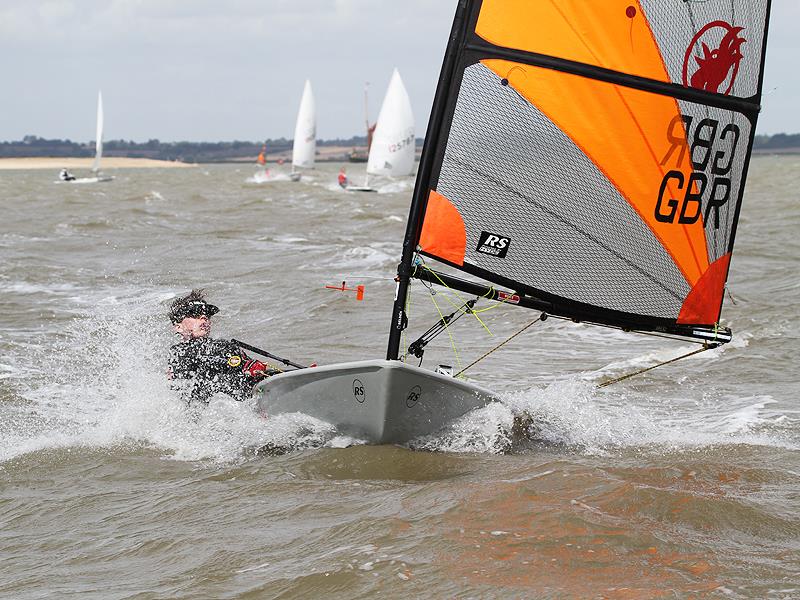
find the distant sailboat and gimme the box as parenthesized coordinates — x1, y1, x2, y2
(348, 83, 375, 163)
(59, 91, 114, 184)
(348, 69, 415, 192)
(290, 80, 316, 182)
(247, 144, 277, 183)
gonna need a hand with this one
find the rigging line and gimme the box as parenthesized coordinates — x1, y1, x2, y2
(421, 265, 494, 336)
(726, 287, 738, 306)
(597, 344, 715, 388)
(427, 285, 464, 371)
(545, 313, 716, 345)
(455, 315, 544, 378)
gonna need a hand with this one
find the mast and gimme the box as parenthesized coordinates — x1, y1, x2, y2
(364, 82, 370, 146)
(386, 0, 472, 360)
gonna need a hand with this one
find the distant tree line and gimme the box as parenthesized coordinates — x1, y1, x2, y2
(1, 133, 796, 161)
(753, 133, 800, 151)
(0, 135, 424, 163)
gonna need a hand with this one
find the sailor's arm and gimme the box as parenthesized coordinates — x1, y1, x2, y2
(215, 341, 280, 381)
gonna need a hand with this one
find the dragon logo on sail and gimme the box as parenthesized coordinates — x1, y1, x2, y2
(683, 21, 746, 95)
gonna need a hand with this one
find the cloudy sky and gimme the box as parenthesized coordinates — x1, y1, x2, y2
(2, 1, 797, 142)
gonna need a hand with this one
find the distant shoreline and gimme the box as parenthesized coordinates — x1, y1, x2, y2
(752, 147, 800, 155)
(0, 157, 196, 170)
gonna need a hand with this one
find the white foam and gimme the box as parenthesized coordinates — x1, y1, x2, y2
(246, 170, 292, 184)
(0, 297, 345, 465)
(144, 190, 165, 202)
(326, 246, 394, 270)
(376, 179, 414, 194)
(411, 378, 797, 456)
(0, 281, 83, 295)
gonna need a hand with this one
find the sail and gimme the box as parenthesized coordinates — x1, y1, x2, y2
(367, 69, 416, 177)
(411, 0, 771, 337)
(292, 80, 316, 169)
(91, 91, 103, 173)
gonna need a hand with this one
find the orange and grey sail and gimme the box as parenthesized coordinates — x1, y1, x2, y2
(389, 0, 771, 355)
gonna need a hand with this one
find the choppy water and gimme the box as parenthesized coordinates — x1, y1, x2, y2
(1, 158, 798, 598)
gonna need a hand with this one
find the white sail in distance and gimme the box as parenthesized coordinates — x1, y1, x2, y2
(292, 80, 316, 170)
(91, 91, 104, 173)
(367, 69, 415, 177)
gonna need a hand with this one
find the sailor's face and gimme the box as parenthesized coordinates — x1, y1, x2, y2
(174, 315, 211, 339)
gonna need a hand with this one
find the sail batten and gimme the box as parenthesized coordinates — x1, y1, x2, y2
(405, 0, 770, 339)
(463, 42, 763, 115)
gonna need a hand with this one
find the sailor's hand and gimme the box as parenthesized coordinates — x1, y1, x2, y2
(243, 359, 279, 379)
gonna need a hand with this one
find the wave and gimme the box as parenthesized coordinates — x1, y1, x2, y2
(1, 295, 795, 465)
(246, 170, 293, 184)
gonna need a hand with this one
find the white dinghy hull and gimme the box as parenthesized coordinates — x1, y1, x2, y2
(254, 359, 496, 443)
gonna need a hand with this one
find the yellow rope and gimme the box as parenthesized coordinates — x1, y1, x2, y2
(427, 285, 464, 371)
(455, 316, 542, 377)
(422, 266, 494, 336)
(597, 344, 714, 388)
(413, 259, 536, 373)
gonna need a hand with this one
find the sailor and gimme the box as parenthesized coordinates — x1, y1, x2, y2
(337, 167, 348, 189)
(59, 168, 76, 181)
(167, 290, 277, 405)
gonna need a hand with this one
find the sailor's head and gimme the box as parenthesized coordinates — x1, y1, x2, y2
(169, 289, 219, 339)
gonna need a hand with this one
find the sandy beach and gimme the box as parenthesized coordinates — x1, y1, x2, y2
(0, 157, 195, 170)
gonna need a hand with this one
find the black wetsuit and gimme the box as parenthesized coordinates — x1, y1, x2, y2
(168, 338, 271, 405)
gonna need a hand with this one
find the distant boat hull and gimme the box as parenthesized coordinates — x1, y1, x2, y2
(346, 185, 377, 193)
(348, 151, 369, 163)
(58, 175, 115, 184)
(254, 359, 497, 444)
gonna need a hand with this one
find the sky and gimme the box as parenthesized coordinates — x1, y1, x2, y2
(1, 1, 797, 142)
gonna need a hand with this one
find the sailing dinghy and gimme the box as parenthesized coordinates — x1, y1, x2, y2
(290, 80, 316, 182)
(348, 69, 415, 192)
(61, 91, 114, 184)
(256, 0, 771, 443)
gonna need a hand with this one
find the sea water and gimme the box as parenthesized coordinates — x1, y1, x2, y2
(0, 159, 798, 598)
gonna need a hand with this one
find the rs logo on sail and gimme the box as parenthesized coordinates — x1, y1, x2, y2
(476, 231, 511, 258)
(656, 115, 740, 230)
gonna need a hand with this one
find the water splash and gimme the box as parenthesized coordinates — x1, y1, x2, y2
(0, 295, 345, 465)
(410, 378, 797, 456)
(246, 170, 293, 184)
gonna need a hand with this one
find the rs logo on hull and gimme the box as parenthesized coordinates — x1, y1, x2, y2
(353, 379, 365, 403)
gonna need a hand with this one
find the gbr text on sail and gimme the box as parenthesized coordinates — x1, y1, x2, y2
(656, 115, 740, 230)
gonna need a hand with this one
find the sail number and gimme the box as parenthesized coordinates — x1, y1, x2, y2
(389, 134, 415, 154)
(656, 116, 740, 229)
